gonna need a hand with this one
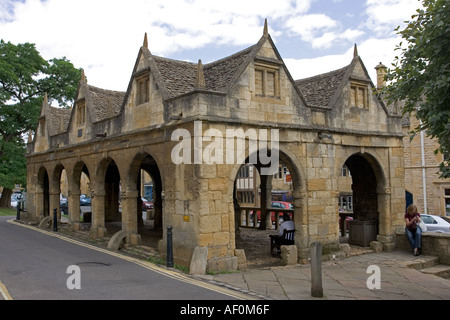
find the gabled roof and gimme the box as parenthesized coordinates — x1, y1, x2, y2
(150, 45, 256, 100)
(126, 20, 305, 104)
(294, 45, 385, 112)
(46, 105, 71, 136)
(81, 83, 126, 123)
(37, 94, 71, 137)
(295, 66, 350, 109)
(74, 76, 126, 124)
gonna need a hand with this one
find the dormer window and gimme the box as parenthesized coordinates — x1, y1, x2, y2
(76, 101, 86, 125)
(350, 81, 369, 109)
(136, 75, 149, 105)
(255, 63, 280, 98)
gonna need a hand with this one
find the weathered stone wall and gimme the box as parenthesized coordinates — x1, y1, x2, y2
(396, 229, 450, 265)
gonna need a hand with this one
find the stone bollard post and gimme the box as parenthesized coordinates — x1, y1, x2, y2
(310, 241, 323, 298)
(167, 226, 174, 267)
(53, 208, 58, 232)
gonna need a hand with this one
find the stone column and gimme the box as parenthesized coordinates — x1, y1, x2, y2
(49, 190, 60, 223)
(91, 191, 106, 238)
(121, 190, 141, 245)
(68, 189, 80, 231)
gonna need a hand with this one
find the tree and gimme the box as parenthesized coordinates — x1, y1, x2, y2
(384, 0, 450, 178)
(0, 40, 82, 207)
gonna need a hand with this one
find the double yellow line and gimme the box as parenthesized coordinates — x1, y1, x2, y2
(0, 280, 12, 300)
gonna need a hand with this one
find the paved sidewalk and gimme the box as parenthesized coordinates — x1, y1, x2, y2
(197, 251, 450, 300)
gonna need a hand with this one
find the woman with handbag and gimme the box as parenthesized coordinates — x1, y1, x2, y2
(405, 204, 422, 256)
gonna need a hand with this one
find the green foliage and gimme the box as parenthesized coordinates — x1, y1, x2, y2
(0, 40, 81, 192)
(384, 0, 450, 178)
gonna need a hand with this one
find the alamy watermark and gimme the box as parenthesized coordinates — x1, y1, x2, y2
(171, 121, 279, 175)
(366, 265, 381, 290)
(66, 265, 81, 290)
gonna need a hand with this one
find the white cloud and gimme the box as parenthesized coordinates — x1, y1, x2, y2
(364, 0, 421, 35)
(0, 0, 315, 90)
(0, 0, 422, 91)
(285, 13, 365, 49)
(285, 37, 400, 83)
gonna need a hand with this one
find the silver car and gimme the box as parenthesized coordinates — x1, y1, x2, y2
(421, 214, 450, 234)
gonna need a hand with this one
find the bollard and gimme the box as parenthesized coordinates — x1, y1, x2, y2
(310, 241, 323, 298)
(16, 203, 21, 221)
(53, 208, 58, 232)
(167, 226, 173, 267)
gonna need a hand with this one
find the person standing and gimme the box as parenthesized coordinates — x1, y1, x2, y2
(405, 204, 422, 256)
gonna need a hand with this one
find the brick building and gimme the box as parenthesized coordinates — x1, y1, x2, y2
(403, 116, 450, 216)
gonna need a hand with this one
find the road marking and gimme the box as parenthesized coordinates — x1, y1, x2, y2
(7, 219, 255, 300)
(0, 281, 12, 300)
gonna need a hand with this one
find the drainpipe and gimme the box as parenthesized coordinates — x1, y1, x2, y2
(420, 125, 428, 214)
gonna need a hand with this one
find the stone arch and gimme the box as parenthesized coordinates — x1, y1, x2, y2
(124, 151, 164, 247)
(50, 163, 66, 223)
(231, 146, 306, 264)
(342, 152, 389, 243)
(66, 161, 91, 227)
(36, 166, 50, 219)
(91, 157, 122, 237)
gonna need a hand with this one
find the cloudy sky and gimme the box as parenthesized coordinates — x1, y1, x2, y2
(0, 0, 422, 92)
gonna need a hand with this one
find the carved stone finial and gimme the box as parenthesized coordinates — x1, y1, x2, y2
(263, 19, 268, 36)
(195, 59, 206, 89)
(353, 43, 359, 58)
(143, 32, 148, 49)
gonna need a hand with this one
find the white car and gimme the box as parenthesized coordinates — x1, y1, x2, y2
(421, 214, 450, 234)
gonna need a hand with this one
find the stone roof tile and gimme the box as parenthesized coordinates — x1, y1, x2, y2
(295, 66, 350, 108)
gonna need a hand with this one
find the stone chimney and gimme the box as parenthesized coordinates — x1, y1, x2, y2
(375, 62, 387, 88)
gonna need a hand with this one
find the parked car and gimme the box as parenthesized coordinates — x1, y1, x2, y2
(141, 197, 153, 211)
(421, 214, 450, 234)
(255, 201, 294, 224)
(80, 194, 91, 206)
(60, 197, 68, 215)
(271, 201, 294, 210)
(10, 193, 22, 208)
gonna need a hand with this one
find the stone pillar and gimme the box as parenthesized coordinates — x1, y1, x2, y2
(35, 191, 44, 220)
(49, 190, 60, 223)
(122, 190, 140, 245)
(377, 187, 396, 251)
(68, 189, 80, 230)
(91, 192, 106, 238)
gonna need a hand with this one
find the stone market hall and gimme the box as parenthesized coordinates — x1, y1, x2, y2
(25, 21, 406, 272)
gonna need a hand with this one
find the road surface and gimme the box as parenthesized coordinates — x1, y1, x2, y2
(0, 216, 249, 301)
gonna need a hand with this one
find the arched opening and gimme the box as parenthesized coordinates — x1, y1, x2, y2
(127, 153, 163, 250)
(340, 153, 384, 246)
(52, 164, 65, 224)
(37, 166, 50, 219)
(105, 161, 121, 222)
(70, 162, 91, 226)
(91, 158, 121, 237)
(233, 150, 301, 268)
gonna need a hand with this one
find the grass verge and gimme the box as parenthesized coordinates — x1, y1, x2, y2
(0, 207, 16, 216)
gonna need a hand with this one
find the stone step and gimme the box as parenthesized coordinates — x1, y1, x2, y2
(421, 265, 450, 279)
(401, 256, 440, 270)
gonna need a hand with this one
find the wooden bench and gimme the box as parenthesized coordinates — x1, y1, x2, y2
(269, 229, 295, 255)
